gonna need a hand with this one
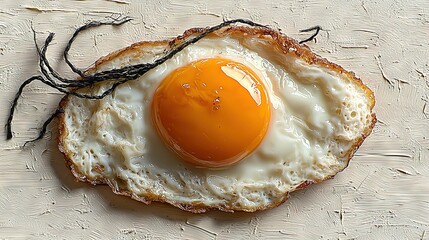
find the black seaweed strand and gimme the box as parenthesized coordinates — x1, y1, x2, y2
(71, 19, 270, 98)
(64, 16, 132, 77)
(6, 76, 45, 140)
(6, 18, 321, 142)
(32, 28, 70, 84)
(23, 108, 64, 148)
(299, 25, 321, 44)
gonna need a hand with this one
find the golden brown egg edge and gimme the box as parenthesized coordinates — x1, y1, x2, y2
(57, 25, 376, 213)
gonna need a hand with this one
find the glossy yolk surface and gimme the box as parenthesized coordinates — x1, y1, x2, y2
(151, 58, 270, 168)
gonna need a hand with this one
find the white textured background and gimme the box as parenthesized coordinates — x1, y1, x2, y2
(1, 0, 429, 239)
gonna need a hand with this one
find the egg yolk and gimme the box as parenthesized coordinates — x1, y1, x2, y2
(151, 58, 270, 168)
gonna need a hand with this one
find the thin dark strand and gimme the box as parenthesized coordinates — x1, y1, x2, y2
(299, 25, 321, 44)
(35, 75, 110, 98)
(6, 76, 44, 139)
(34, 18, 269, 101)
(35, 36, 81, 90)
(5, 74, 81, 141)
(36, 33, 87, 87)
(64, 16, 132, 77)
(36, 33, 68, 87)
(5, 73, 104, 141)
(6, 19, 270, 141)
(78, 19, 269, 96)
(9, 18, 318, 143)
(32, 27, 73, 84)
(34, 29, 107, 91)
(23, 108, 64, 147)
(34, 31, 62, 86)
(70, 19, 266, 85)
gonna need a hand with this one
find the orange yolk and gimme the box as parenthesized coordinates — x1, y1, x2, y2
(151, 58, 270, 168)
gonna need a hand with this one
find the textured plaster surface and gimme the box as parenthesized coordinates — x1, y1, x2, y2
(1, 0, 428, 239)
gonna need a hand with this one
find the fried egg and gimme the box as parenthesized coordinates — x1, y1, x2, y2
(59, 26, 375, 212)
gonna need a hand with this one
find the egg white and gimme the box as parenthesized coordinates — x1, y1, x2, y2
(62, 34, 372, 210)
